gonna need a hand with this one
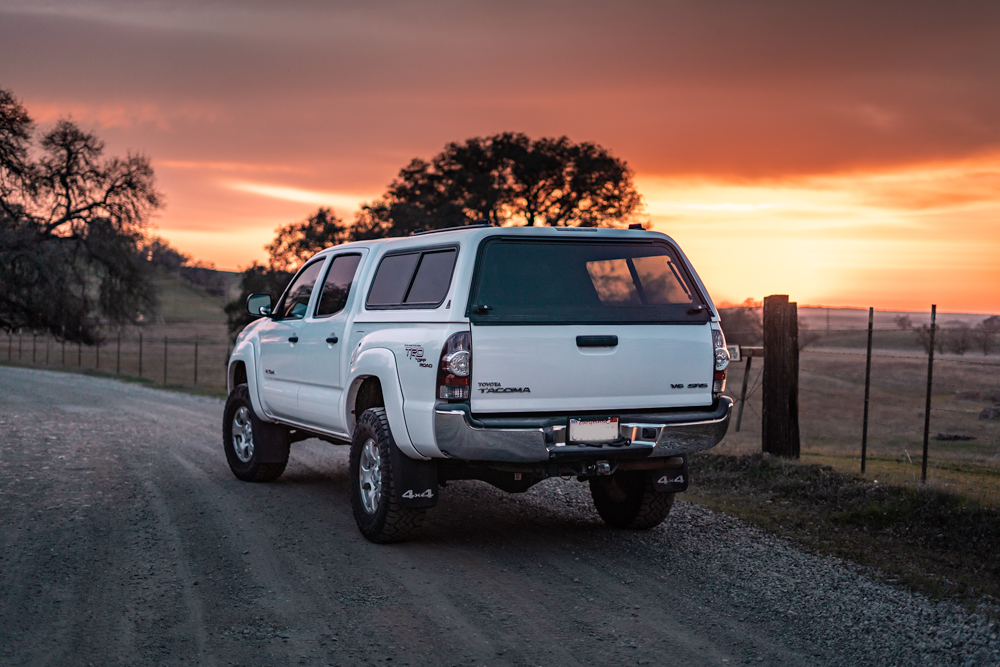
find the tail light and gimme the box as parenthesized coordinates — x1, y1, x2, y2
(437, 332, 471, 401)
(712, 326, 729, 394)
(713, 369, 727, 394)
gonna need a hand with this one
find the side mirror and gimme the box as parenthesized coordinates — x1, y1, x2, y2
(246, 293, 273, 318)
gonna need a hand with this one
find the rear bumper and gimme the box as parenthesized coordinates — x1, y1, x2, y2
(433, 398, 732, 463)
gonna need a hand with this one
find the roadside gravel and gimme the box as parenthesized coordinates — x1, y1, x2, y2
(1, 366, 996, 666)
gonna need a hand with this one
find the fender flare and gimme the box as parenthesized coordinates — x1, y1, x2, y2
(347, 348, 427, 460)
(228, 341, 269, 420)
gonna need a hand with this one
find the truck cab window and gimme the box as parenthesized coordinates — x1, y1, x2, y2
(316, 254, 362, 317)
(274, 260, 324, 320)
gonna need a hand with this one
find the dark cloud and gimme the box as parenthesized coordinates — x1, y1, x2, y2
(1, 0, 997, 183)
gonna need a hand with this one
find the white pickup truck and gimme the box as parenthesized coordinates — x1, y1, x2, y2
(224, 224, 732, 542)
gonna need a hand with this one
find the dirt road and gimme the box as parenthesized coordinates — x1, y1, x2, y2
(0, 367, 992, 666)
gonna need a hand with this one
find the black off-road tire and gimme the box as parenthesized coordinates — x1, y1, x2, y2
(350, 408, 426, 543)
(223, 384, 288, 482)
(590, 471, 675, 529)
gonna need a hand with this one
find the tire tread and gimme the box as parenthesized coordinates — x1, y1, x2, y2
(351, 408, 425, 543)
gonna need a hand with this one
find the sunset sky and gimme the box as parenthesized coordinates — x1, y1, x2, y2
(1, 1, 998, 312)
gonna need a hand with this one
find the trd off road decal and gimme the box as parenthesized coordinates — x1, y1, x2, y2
(478, 382, 531, 394)
(404, 345, 433, 369)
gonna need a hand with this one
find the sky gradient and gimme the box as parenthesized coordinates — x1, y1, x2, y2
(2, 0, 998, 312)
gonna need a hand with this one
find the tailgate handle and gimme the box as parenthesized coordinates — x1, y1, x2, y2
(576, 335, 618, 347)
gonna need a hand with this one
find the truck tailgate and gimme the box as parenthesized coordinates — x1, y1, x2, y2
(470, 323, 714, 413)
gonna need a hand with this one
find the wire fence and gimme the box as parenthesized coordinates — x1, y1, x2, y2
(2, 327, 231, 393)
(721, 341, 1000, 505)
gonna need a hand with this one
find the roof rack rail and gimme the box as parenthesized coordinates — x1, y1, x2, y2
(411, 221, 495, 236)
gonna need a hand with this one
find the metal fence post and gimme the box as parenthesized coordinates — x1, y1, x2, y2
(96, 338, 100, 370)
(7, 332, 11, 361)
(61, 337, 65, 365)
(163, 335, 168, 385)
(45, 335, 50, 365)
(138, 330, 143, 378)
(18, 331, 22, 360)
(193, 336, 199, 386)
(77, 340, 82, 367)
(32, 333, 37, 364)
(861, 307, 873, 472)
(921, 305, 937, 482)
(116, 331, 121, 375)
(735, 355, 753, 432)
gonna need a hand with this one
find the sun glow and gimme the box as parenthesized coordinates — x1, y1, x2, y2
(639, 156, 1000, 313)
(225, 181, 370, 211)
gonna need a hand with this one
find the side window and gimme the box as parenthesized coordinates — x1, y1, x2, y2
(366, 247, 458, 309)
(274, 260, 324, 320)
(405, 250, 457, 304)
(315, 254, 362, 317)
(367, 253, 420, 307)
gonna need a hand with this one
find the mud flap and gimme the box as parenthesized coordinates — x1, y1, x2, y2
(389, 440, 438, 508)
(652, 456, 689, 493)
(250, 411, 290, 463)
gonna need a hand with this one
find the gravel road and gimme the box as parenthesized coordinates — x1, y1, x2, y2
(1, 367, 996, 667)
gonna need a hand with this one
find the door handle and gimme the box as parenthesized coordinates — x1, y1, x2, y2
(326, 336, 339, 344)
(288, 336, 299, 343)
(576, 335, 618, 347)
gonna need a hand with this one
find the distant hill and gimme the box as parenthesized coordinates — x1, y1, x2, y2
(150, 268, 240, 324)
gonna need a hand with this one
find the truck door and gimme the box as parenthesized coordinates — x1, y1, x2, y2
(295, 252, 364, 434)
(256, 259, 326, 420)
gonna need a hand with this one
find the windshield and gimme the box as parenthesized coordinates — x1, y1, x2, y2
(469, 239, 709, 324)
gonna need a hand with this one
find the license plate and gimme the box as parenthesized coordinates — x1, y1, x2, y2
(569, 417, 619, 443)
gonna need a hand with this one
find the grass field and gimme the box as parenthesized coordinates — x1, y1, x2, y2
(2, 270, 234, 393)
(719, 348, 1000, 508)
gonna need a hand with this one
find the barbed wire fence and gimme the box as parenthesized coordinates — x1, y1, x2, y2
(3, 325, 232, 393)
(722, 314, 1000, 501)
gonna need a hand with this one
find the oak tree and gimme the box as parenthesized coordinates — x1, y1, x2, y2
(0, 88, 160, 343)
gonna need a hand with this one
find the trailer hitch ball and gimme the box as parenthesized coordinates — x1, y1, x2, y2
(595, 461, 611, 476)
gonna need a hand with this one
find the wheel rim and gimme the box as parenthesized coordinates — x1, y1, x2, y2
(358, 437, 381, 515)
(231, 406, 254, 463)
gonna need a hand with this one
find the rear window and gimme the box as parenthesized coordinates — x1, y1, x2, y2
(469, 239, 709, 324)
(366, 247, 458, 309)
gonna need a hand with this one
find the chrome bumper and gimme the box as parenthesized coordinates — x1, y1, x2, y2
(433, 398, 732, 463)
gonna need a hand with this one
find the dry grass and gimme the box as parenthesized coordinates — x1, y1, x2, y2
(687, 453, 1000, 609)
(720, 348, 1000, 507)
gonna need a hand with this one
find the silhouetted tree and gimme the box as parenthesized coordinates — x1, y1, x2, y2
(0, 88, 160, 343)
(359, 132, 643, 234)
(975, 315, 1000, 355)
(914, 324, 945, 354)
(225, 133, 644, 337)
(265, 207, 350, 272)
(943, 321, 972, 355)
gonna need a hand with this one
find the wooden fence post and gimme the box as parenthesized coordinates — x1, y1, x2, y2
(762, 294, 800, 458)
